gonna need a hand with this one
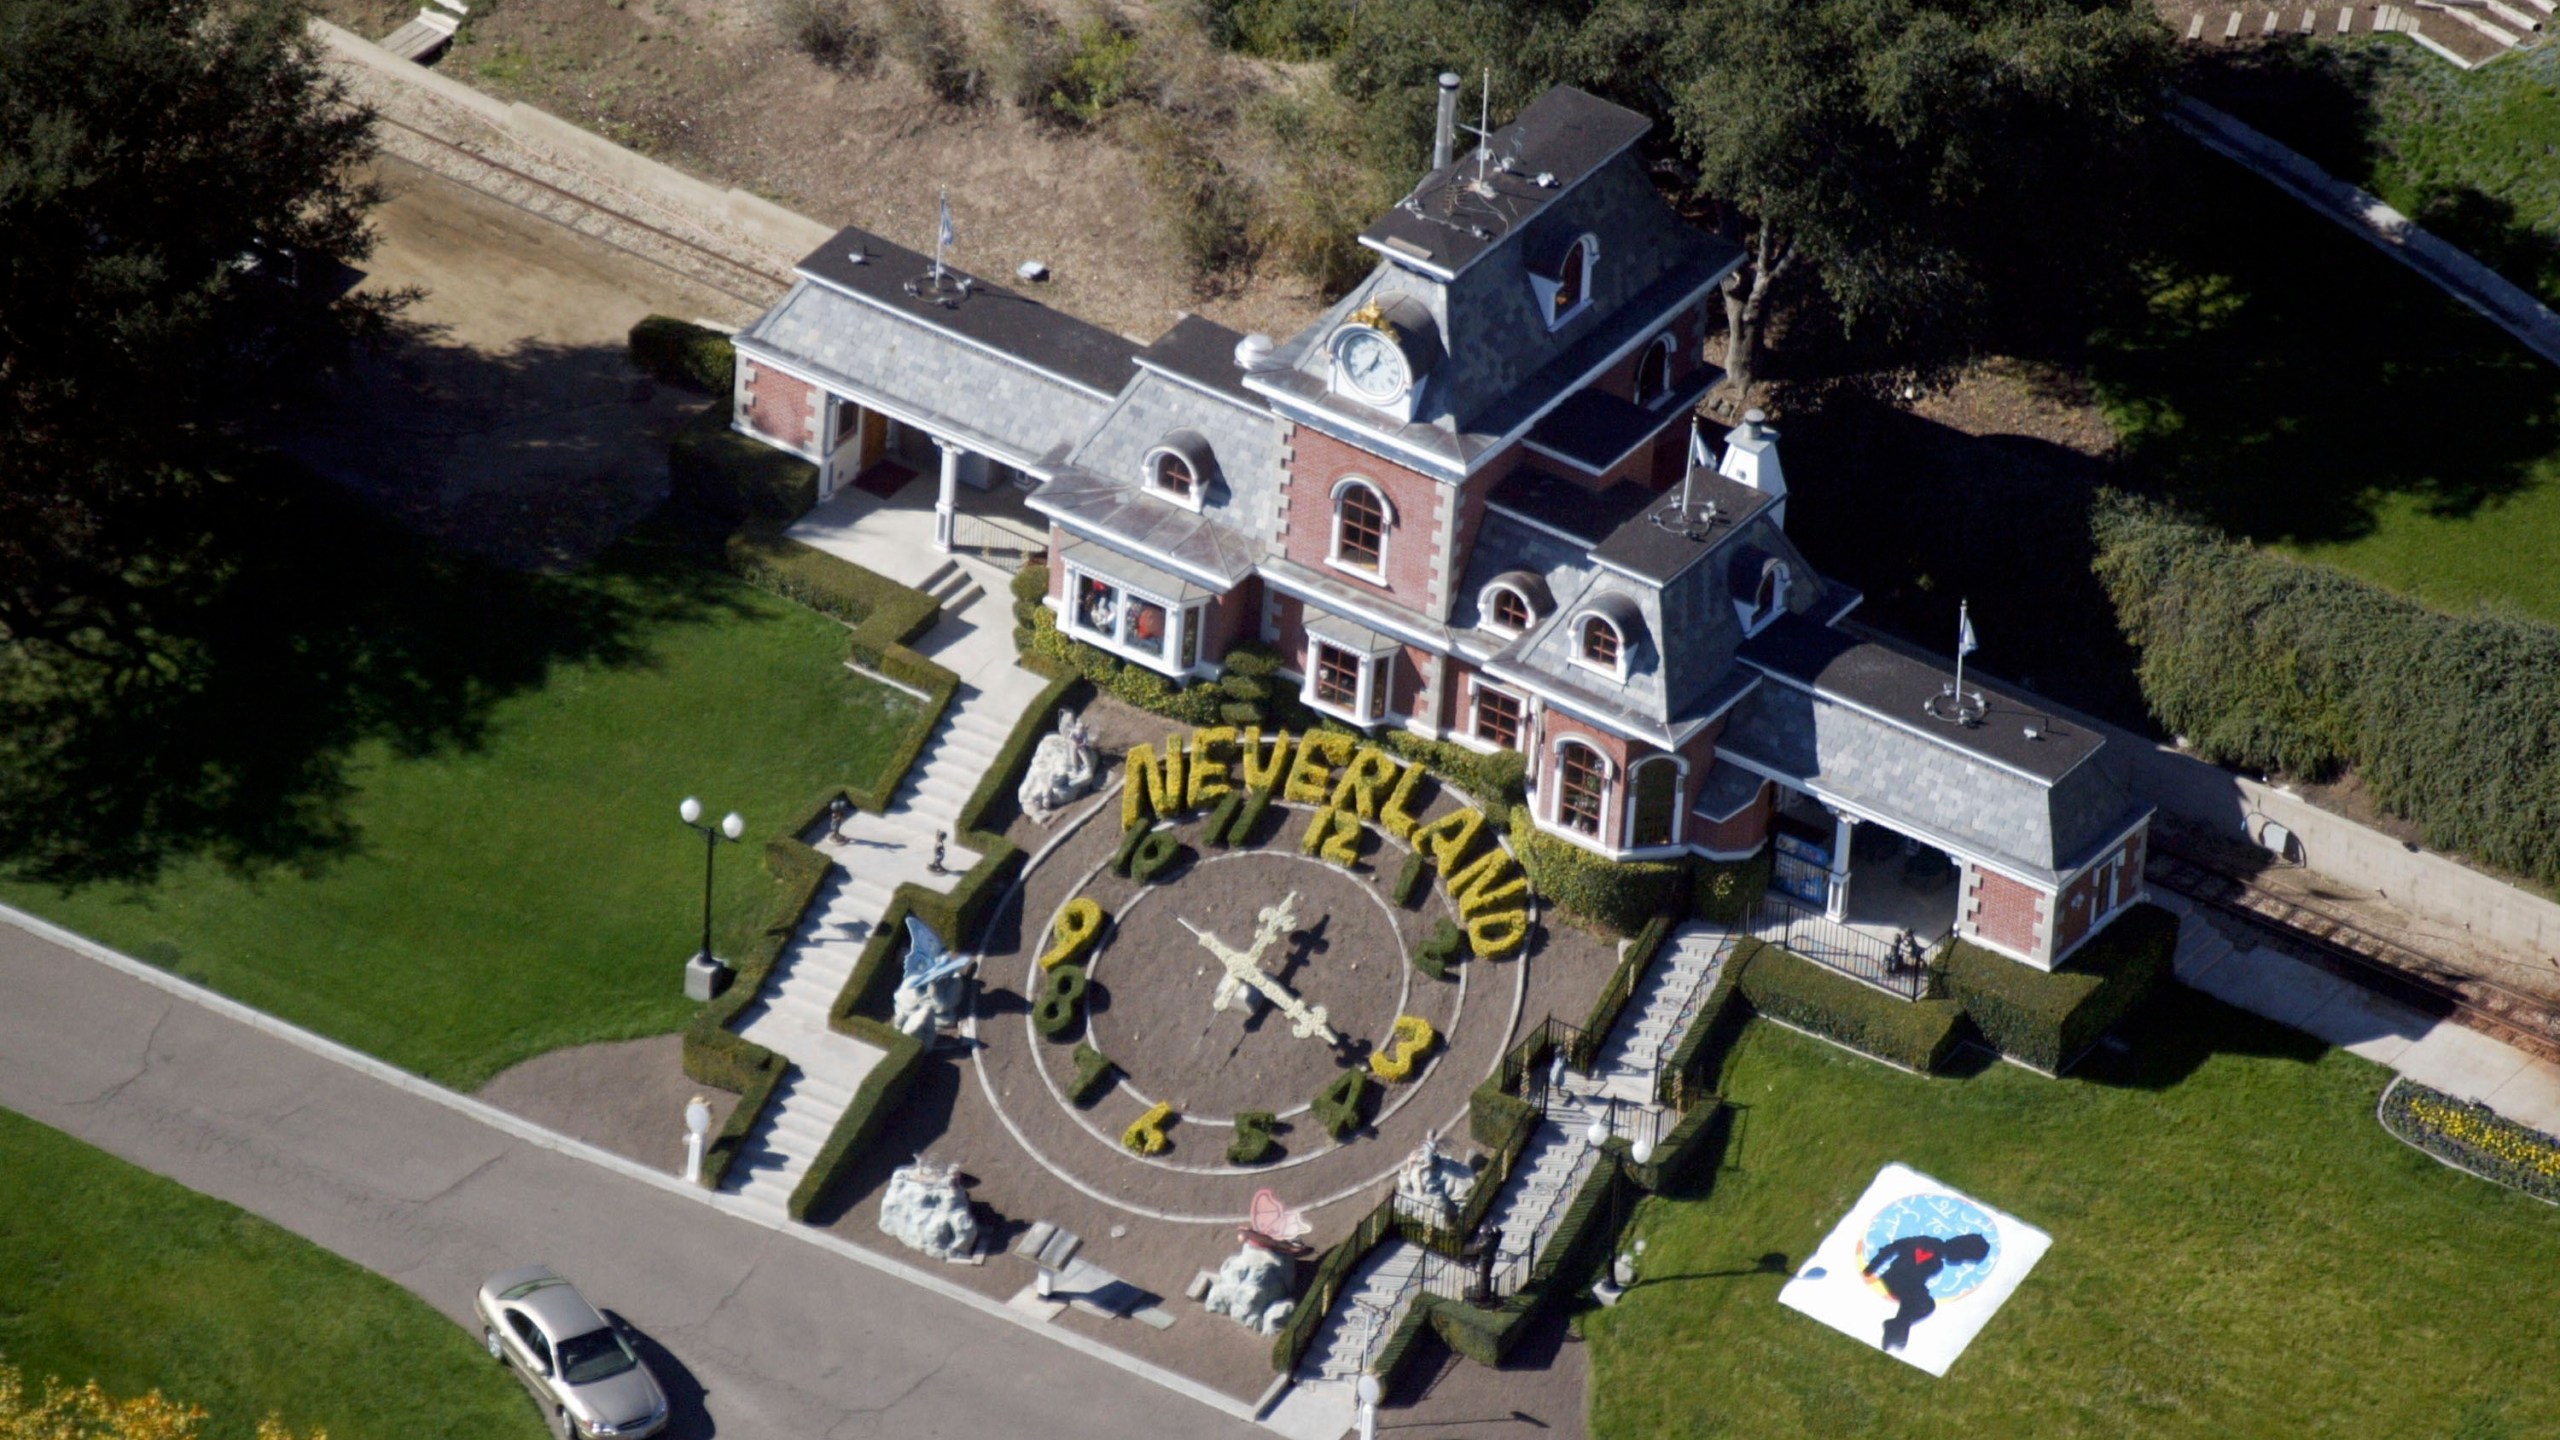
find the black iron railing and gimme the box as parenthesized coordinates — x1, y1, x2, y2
(1750, 890, 1940, 1000)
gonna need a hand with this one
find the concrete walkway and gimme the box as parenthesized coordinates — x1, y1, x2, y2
(715, 489, 1055, 1212)
(0, 906, 1264, 1440)
(2165, 893, 2560, 1133)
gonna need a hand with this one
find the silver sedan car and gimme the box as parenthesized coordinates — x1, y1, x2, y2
(474, 1265, 671, 1439)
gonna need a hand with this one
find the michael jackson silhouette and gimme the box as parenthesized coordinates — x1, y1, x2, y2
(1861, 1232, 1991, 1351)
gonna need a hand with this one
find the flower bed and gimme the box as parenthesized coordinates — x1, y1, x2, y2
(2380, 1077, 2560, 1205)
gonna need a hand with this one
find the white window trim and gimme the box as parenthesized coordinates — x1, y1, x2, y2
(1736, 562, 1792, 638)
(1301, 639, 1391, 726)
(1142, 445, 1208, 513)
(1063, 563, 1208, 678)
(1546, 737, 1614, 841)
(1478, 581, 1537, 638)
(1326, 476, 1395, 583)
(1529, 235, 1598, 332)
(1572, 613, 1629, 682)
(1634, 332, 1678, 409)
(1464, 678, 1529, 754)
(1622, 754, 1688, 850)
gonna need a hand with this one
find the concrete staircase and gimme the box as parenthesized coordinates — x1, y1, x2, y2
(915, 559, 987, 623)
(1595, 922, 1739, 1104)
(1300, 1239, 1428, 1382)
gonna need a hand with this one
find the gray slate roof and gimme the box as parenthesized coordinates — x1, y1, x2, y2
(735, 278, 1122, 474)
(1718, 617, 2148, 880)
(1026, 364, 1288, 588)
(794, 226, 1138, 395)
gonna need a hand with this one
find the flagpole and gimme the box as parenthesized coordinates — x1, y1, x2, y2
(932, 186, 947, 283)
(1953, 598, 1967, 706)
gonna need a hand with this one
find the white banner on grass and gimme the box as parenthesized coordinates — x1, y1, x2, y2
(1777, 1162, 2050, 1377)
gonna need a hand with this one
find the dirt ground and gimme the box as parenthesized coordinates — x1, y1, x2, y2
(319, 0, 1332, 347)
(479, 1034, 740, 1173)
(272, 154, 743, 566)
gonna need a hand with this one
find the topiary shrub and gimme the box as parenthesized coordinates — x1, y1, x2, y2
(1414, 918, 1462, 981)
(1507, 805, 1684, 934)
(1229, 786, 1275, 846)
(1737, 944, 1969, 1072)
(670, 404, 818, 531)
(1694, 847, 1774, 925)
(1312, 1066, 1371, 1139)
(629, 315, 737, 394)
(1205, 789, 1244, 848)
(1067, 1042, 1117, 1104)
(1033, 963, 1089, 1040)
(1229, 1110, 1280, 1165)
(1128, 830, 1184, 883)
(1113, 819, 1152, 875)
(1943, 903, 2178, 1072)
(1390, 847, 1430, 907)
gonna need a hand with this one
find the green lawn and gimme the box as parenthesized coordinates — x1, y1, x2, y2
(1587, 988, 2560, 1438)
(2088, 136, 2560, 624)
(0, 1107, 541, 1440)
(0, 530, 921, 1089)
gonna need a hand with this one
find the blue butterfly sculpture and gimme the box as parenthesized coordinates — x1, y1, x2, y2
(902, 916, 973, 989)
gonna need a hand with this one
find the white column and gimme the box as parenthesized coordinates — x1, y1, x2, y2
(1826, 809, 1856, 922)
(934, 441, 960, 552)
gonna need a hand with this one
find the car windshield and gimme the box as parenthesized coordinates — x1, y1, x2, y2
(556, 1327, 639, 1385)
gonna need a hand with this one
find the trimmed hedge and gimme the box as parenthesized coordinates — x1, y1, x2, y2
(1128, 830, 1184, 883)
(1067, 1042, 1118, 1105)
(1943, 902, 2178, 1072)
(2095, 491, 2560, 888)
(1375, 730, 1527, 814)
(786, 1021, 925, 1221)
(1582, 913, 1673, 1043)
(670, 402, 817, 530)
(1230, 786, 1276, 846)
(1112, 820, 1152, 875)
(629, 314, 736, 394)
(1738, 943, 1971, 1073)
(1390, 847, 1430, 907)
(1414, 917, 1464, 982)
(1205, 789, 1243, 848)
(1229, 1110, 1280, 1165)
(2382, 1077, 2560, 1204)
(1312, 1066, 1372, 1139)
(722, 529, 942, 664)
(1033, 962, 1090, 1038)
(1693, 847, 1774, 925)
(1657, 937, 1755, 1105)
(1508, 804, 1685, 935)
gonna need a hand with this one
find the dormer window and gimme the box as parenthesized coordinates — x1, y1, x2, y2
(1747, 560, 1792, 633)
(1488, 587, 1532, 634)
(1527, 235, 1596, 330)
(1153, 451, 1194, 501)
(1581, 616, 1620, 670)
(1143, 431, 1213, 512)
(1633, 333, 1675, 407)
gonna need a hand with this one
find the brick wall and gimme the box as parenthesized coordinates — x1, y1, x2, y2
(737, 360, 822, 457)
(1281, 426, 1446, 613)
(1691, 788, 1771, 856)
(2050, 823, 2151, 962)
(1963, 866, 2049, 962)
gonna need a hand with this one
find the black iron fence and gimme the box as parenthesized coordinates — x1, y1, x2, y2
(1750, 890, 1940, 1001)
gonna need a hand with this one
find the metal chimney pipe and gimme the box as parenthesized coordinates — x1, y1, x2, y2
(1433, 72, 1461, 172)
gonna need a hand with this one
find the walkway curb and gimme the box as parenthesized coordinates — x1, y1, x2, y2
(0, 898, 1264, 1429)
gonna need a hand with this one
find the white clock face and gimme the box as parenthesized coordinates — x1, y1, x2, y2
(1335, 328, 1408, 403)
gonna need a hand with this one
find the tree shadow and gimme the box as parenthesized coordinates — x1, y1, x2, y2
(0, 336, 753, 888)
(2084, 141, 2560, 547)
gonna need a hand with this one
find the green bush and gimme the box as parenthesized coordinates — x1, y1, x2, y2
(682, 835, 835, 1187)
(669, 403, 817, 531)
(1312, 1065, 1371, 1139)
(2382, 1078, 2560, 1204)
(1693, 847, 1773, 925)
(1047, 9, 1144, 125)
(1229, 1110, 1280, 1165)
(880, 0, 977, 101)
(1582, 913, 1673, 1042)
(628, 315, 736, 394)
(1067, 1041, 1117, 1104)
(1113, 820, 1153, 875)
(2094, 491, 2560, 888)
(1414, 917, 1462, 981)
(787, 1020, 925, 1220)
(1205, 789, 1244, 847)
(1200, 0, 1353, 58)
(1379, 731, 1526, 814)
(1033, 962, 1089, 1039)
(1738, 943, 1971, 1073)
(1508, 805, 1685, 934)
(1943, 902, 2178, 1072)
(1658, 937, 1754, 1104)
(977, 0, 1063, 109)
(1390, 847, 1429, 907)
(722, 529, 942, 664)
(1230, 786, 1275, 846)
(1129, 830, 1184, 883)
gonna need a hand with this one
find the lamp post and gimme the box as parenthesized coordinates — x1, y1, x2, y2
(679, 796, 745, 1000)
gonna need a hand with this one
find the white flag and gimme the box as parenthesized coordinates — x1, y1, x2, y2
(937, 192, 957, 251)
(1957, 602, 1978, 659)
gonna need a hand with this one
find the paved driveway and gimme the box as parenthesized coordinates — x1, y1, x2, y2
(0, 909, 1268, 1440)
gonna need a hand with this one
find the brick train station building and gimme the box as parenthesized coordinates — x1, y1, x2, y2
(727, 84, 2152, 974)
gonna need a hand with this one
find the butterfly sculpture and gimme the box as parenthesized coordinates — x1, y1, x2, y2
(902, 915, 973, 990)
(1240, 1187, 1313, 1255)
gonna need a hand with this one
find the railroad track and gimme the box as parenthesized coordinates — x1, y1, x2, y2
(370, 112, 789, 312)
(2148, 843, 2560, 1064)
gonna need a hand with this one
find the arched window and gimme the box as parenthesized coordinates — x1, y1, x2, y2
(1581, 615, 1621, 670)
(1633, 333, 1675, 407)
(1750, 561, 1791, 630)
(1552, 239, 1588, 322)
(1153, 451, 1195, 501)
(1628, 756, 1680, 848)
(1486, 585, 1531, 634)
(1332, 481, 1388, 574)
(1556, 742, 1607, 837)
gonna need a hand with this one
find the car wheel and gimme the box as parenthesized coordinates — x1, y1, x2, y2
(551, 1406, 573, 1440)
(485, 1327, 505, 1363)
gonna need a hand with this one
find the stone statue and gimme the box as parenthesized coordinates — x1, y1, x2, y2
(1017, 710, 1099, 824)
(1393, 1130, 1476, 1232)
(878, 1156, 979, 1262)
(891, 915, 972, 1039)
(1203, 1241, 1298, 1335)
